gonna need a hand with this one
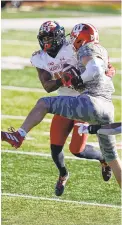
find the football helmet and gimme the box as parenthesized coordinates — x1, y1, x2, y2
(37, 21, 65, 54)
(70, 23, 99, 51)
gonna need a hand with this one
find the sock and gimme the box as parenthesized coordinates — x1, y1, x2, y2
(51, 144, 68, 177)
(73, 144, 104, 161)
(18, 128, 27, 137)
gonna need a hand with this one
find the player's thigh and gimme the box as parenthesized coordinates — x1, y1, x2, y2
(69, 120, 89, 154)
(41, 95, 96, 122)
(41, 95, 114, 123)
(50, 114, 74, 145)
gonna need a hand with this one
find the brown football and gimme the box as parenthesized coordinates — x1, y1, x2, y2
(62, 64, 80, 78)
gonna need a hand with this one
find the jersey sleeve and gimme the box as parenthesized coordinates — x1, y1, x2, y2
(77, 43, 108, 72)
(80, 57, 105, 83)
(30, 51, 44, 69)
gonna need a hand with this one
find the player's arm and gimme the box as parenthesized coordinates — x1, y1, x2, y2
(36, 68, 63, 93)
(81, 55, 116, 80)
(79, 56, 104, 83)
(61, 56, 104, 88)
(77, 122, 122, 135)
(61, 56, 113, 89)
(88, 122, 122, 135)
(97, 123, 122, 135)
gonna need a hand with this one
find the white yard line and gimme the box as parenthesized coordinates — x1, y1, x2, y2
(2, 193, 121, 209)
(2, 40, 38, 46)
(1, 128, 121, 148)
(109, 58, 121, 63)
(1, 40, 121, 53)
(1, 56, 121, 69)
(1, 17, 121, 30)
(1, 86, 121, 99)
(1, 114, 51, 122)
(1, 149, 98, 162)
(2, 149, 122, 163)
(1, 85, 49, 93)
(1, 55, 121, 70)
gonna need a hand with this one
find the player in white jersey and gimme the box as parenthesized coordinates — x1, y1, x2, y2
(2, 22, 120, 192)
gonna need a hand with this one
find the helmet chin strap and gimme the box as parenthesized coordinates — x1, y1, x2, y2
(46, 44, 63, 58)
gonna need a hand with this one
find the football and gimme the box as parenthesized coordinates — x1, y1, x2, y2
(62, 63, 85, 90)
(62, 64, 80, 78)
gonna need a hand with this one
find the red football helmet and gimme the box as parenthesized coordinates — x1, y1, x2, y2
(70, 23, 99, 51)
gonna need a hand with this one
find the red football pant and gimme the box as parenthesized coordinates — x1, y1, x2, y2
(50, 114, 88, 154)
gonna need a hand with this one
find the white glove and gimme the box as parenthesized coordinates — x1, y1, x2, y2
(75, 123, 89, 135)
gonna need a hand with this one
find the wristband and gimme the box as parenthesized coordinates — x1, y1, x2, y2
(56, 78, 63, 87)
(88, 124, 102, 134)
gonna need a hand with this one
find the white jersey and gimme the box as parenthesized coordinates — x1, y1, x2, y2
(30, 42, 80, 96)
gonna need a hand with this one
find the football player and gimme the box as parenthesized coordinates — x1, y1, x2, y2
(2, 22, 120, 193)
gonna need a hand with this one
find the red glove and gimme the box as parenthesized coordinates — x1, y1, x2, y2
(61, 72, 73, 87)
(105, 63, 116, 78)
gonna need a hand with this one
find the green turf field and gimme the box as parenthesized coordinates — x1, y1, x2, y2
(1, 23, 121, 225)
(1, 4, 121, 19)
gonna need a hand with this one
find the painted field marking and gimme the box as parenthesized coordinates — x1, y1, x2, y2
(1, 149, 98, 162)
(1, 17, 121, 30)
(1, 86, 121, 99)
(2, 193, 121, 209)
(1, 114, 51, 122)
(1, 85, 57, 94)
(1, 40, 121, 53)
(1, 115, 122, 148)
(2, 149, 122, 162)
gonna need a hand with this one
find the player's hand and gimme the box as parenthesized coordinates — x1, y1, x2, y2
(61, 72, 74, 87)
(105, 63, 116, 78)
(71, 76, 85, 90)
(75, 123, 89, 135)
(61, 72, 84, 90)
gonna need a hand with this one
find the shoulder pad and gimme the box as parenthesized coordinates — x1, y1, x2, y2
(30, 50, 44, 69)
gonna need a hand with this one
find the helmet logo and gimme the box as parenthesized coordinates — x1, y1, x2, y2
(42, 21, 57, 32)
(72, 24, 84, 36)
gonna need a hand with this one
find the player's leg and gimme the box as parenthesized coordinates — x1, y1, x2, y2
(50, 114, 73, 196)
(1, 94, 121, 187)
(97, 133, 121, 187)
(1, 99, 48, 148)
(108, 158, 122, 187)
(70, 121, 112, 181)
(1, 94, 94, 148)
(70, 120, 103, 160)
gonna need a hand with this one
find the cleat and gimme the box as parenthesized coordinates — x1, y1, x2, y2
(55, 173, 69, 196)
(101, 162, 112, 182)
(1, 127, 24, 148)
